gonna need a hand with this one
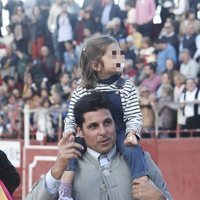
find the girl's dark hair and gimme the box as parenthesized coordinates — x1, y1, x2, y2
(80, 35, 117, 89)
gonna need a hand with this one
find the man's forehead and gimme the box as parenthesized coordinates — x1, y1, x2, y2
(83, 109, 113, 123)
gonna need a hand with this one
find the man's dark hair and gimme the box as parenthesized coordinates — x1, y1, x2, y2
(74, 92, 112, 128)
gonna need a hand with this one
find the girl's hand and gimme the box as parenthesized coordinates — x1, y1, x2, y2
(124, 131, 138, 146)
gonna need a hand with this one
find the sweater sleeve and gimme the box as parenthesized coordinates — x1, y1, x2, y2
(122, 81, 143, 139)
(63, 86, 86, 135)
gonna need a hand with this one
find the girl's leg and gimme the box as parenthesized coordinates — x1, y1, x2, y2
(116, 134, 148, 179)
(58, 171, 74, 200)
(58, 159, 77, 200)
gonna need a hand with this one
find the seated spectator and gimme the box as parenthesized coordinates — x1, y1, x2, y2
(140, 63, 162, 94)
(127, 23, 143, 51)
(139, 36, 155, 62)
(179, 49, 199, 79)
(164, 58, 179, 83)
(134, 58, 146, 87)
(119, 37, 136, 66)
(179, 23, 197, 58)
(156, 72, 173, 99)
(153, 38, 177, 74)
(106, 17, 127, 41)
(63, 40, 79, 74)
(180, 78, 200, 131)
(122, 59, 136, 81)
(179, 9, 200, 36)
(0, 112, 12, 138)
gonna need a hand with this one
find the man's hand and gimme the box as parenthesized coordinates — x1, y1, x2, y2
(124, 131, 138, 146)
(132, 179, 165, 200)
(51, 133, 84, 180)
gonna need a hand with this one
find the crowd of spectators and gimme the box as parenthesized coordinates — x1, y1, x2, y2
(0, 0, 199, 141)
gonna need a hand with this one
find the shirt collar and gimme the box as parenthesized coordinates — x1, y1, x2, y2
(87, 145, 117, 161)
(99, 74, 120, 85)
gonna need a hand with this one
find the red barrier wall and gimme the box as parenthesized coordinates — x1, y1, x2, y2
(141, 138, 200, 200)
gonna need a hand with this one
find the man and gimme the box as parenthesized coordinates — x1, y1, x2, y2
(26, 93, 173, 200)
(179, 49, 199, 80)
(154, 38, 177, 74)
(141, 63, 162, 94)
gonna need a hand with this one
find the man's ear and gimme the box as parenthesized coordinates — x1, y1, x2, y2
(77, 127, 84, 137)
(91, 60, 101, 72)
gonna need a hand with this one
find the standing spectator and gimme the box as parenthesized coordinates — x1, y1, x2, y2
(141, 63, 162, 93)
(100, 0, 122, 32)
(4, 0, 23, 19)
(67, 0, 80, 15)
(63, 40, 79, 74)
(10, 5, 30, 54)
(30, 6, 46, 60)
(47, 0, 62, 57)
(35, 46, 56, 86)
(56, 2, 77, 62)
(169, 0, 189, 22)
(0, 45, 18, 79)
(173, 73, 186, 129)
(160, 21, 179, 55)
(135, 0, 156, 37)
(179, 49, 199, 80)
(180, 78, 200, 130)
(15, 50, 30, 85)
(154, 38, 177, 74)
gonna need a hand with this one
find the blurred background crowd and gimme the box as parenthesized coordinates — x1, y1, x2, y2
(0, 0, 199, 142)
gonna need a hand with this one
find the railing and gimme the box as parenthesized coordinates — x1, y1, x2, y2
(22, 100, 200, 146)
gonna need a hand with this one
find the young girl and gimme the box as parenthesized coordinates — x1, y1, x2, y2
(59, 35, 148, 199)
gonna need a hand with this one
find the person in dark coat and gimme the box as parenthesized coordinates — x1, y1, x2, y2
(0, 150, 20, 194)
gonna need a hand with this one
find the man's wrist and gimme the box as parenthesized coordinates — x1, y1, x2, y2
(51, 161, 66, 180)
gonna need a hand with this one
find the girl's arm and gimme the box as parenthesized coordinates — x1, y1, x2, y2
(122, 81, 143, 139)
(63, 86, 86, 135)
